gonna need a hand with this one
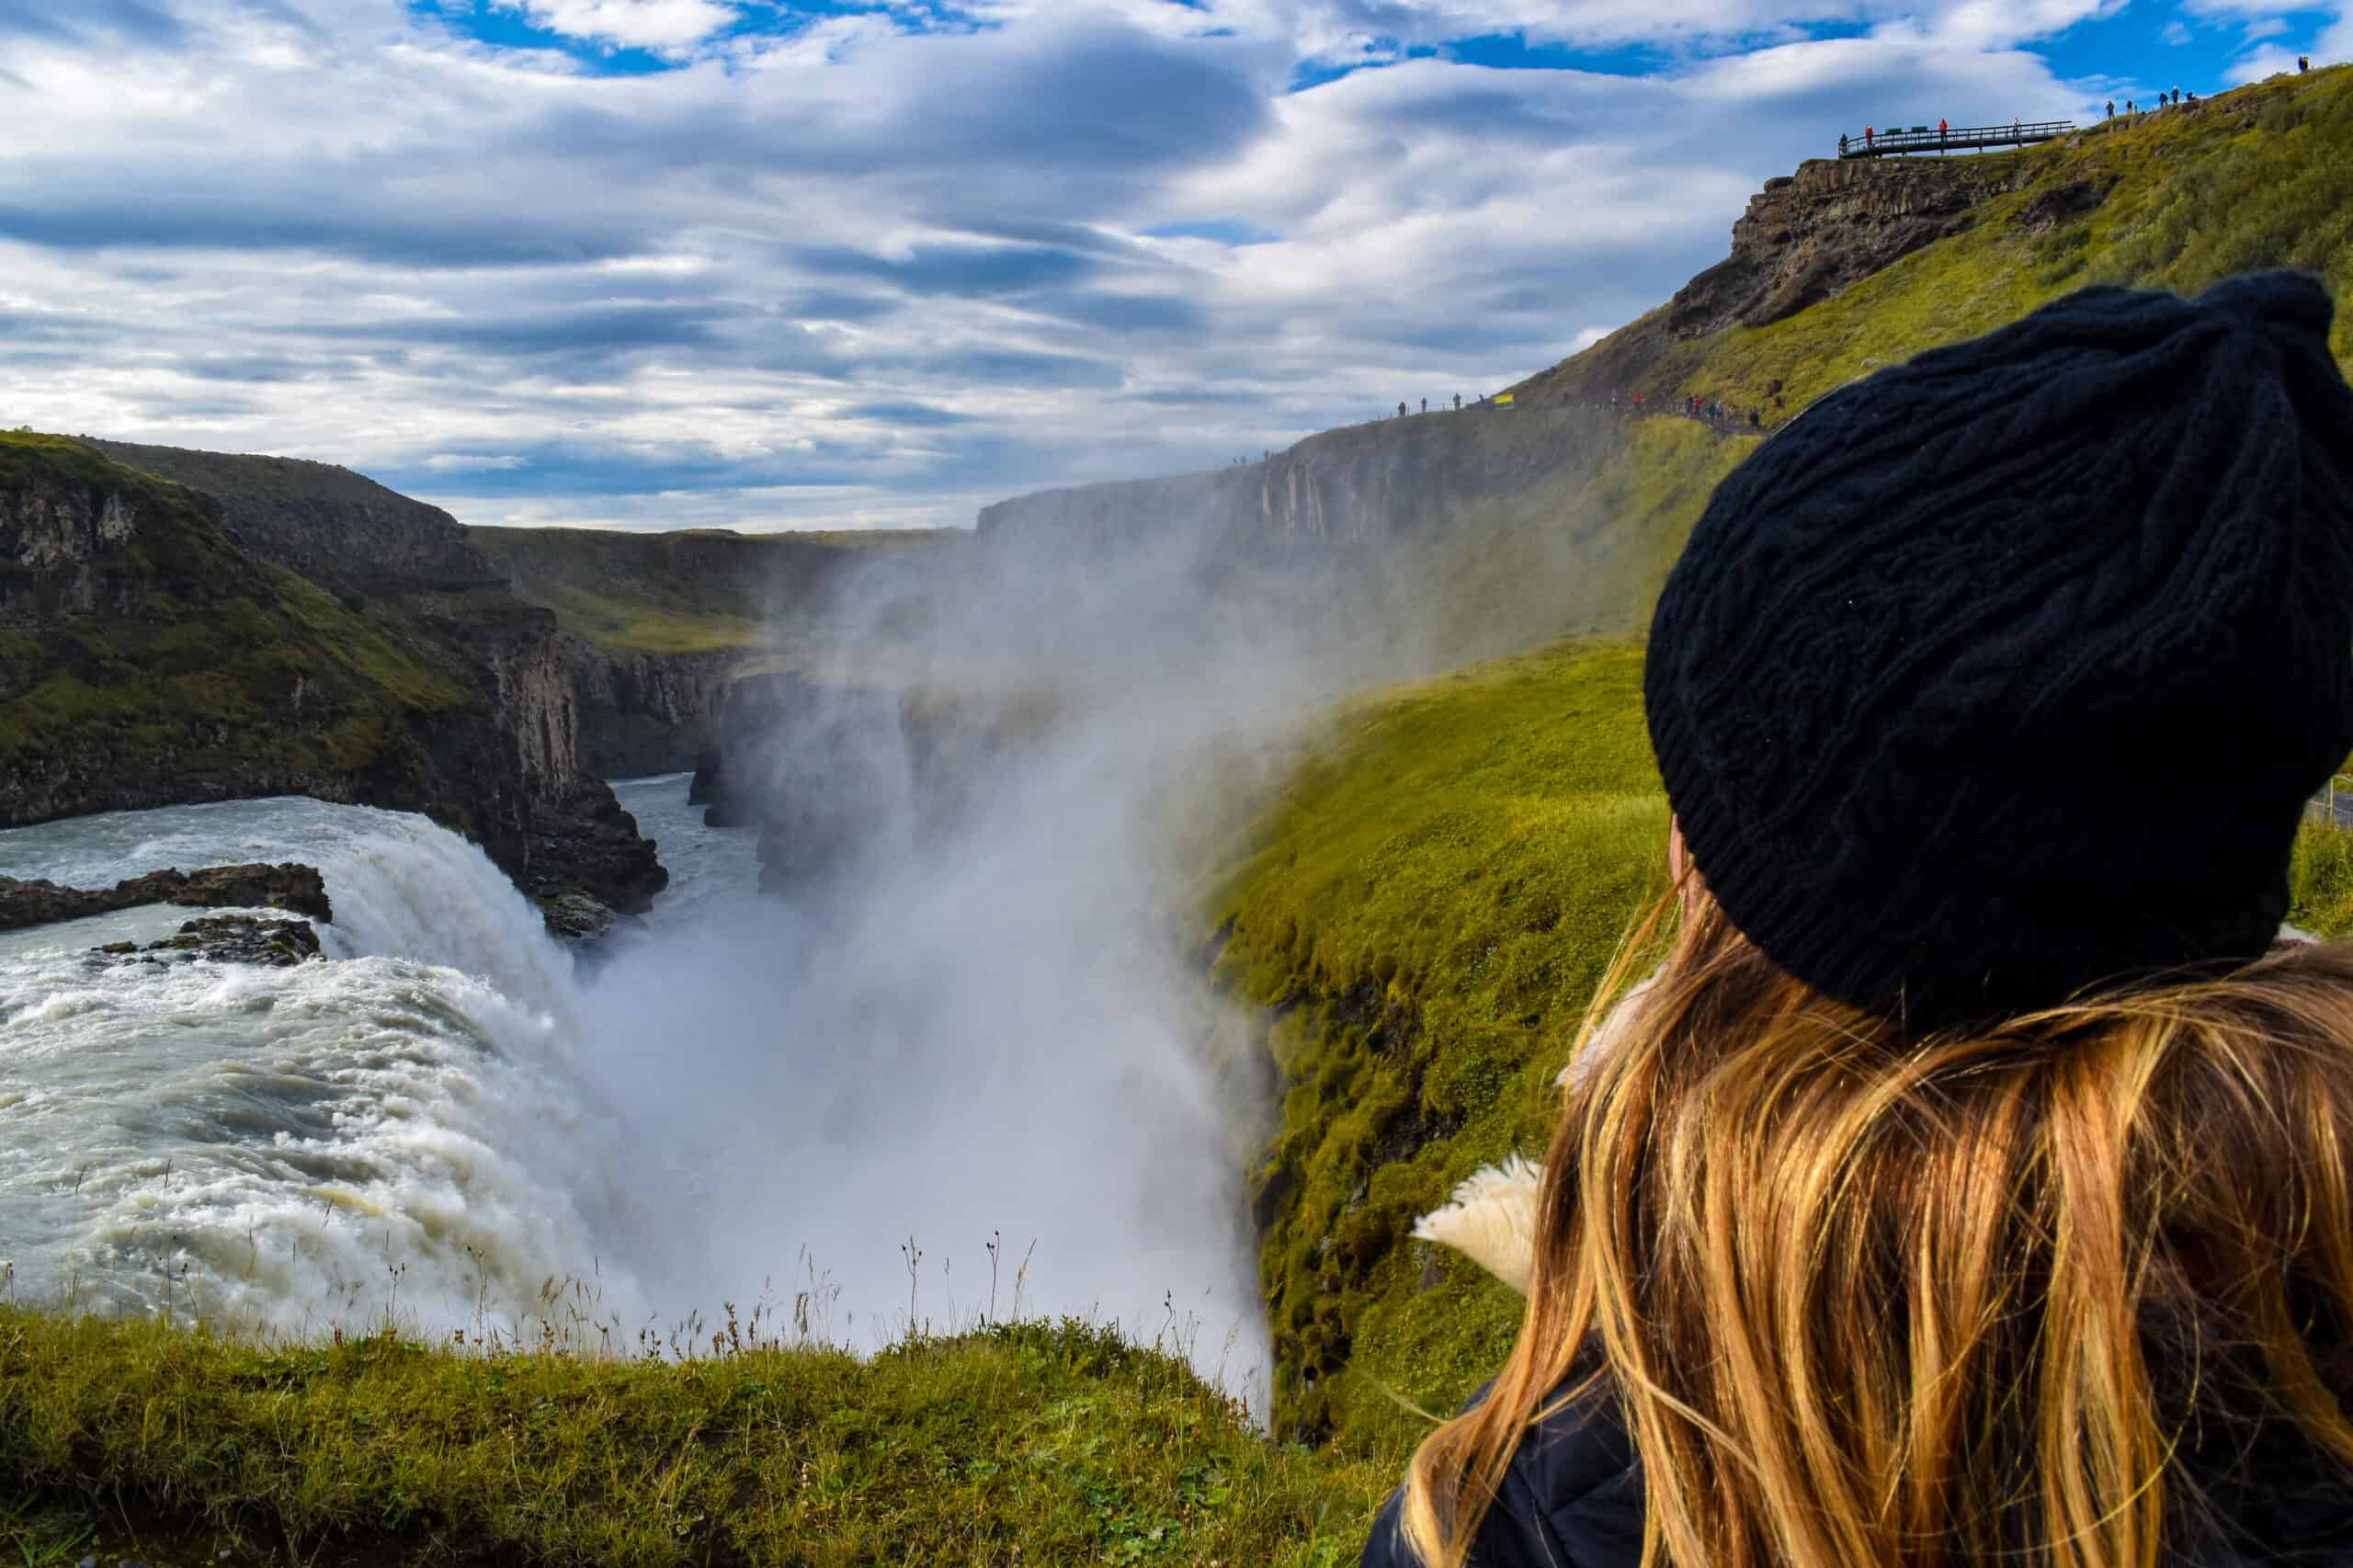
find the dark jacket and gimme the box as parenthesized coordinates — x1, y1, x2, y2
(1360, 1382, 1639, 1568)
(1361, 1381, 2353, 1568)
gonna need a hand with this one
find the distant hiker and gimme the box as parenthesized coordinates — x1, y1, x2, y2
(2128, 97, 2135, 115)
(1938, 118, 1949, 150)
(1399, 401, 1407, 418)
(1364, 271, 2353, 1568)
(1749, 408, 1762, 428)
(2302, 54, 2311, 72)
(2171, 86, 2180, 104)
(1453, 392, 1462, 410)
(2106, 99, 2115, 119)
(1421, 398, 1427, 413)
(1865, 125, 1874, 148)
(1631, 392, 1643, 408)
(1840, 132, 1849, 154)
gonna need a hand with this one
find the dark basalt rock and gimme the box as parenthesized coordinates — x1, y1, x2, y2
(0, 862, 332, 931)
(97, 914, 322, 967)
(537, 892, 618, 943)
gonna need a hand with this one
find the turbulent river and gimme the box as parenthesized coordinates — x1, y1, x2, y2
(0, 778, 1263, 1401)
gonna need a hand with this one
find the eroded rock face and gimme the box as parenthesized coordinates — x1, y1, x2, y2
(537, 892, 618, 943)
(0, 862, 332, 932)
(563, 642, 745, 778)
(4, 437, 665, 915)
(1665, 157, 2040, 339)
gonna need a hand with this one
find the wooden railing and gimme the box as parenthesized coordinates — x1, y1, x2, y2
(1839, 119, 2075, 158)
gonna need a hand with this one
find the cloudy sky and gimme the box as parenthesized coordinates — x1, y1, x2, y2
(2, 0, 2342, 530)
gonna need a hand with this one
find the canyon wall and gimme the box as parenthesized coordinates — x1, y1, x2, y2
(2, 436, 663, 915)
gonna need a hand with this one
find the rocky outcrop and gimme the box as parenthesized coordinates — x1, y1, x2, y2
(1665, 157, 2034, 338)
(1536, 153, 2097, 411)
(89, 439, 505, 596)
(0, 862, 333, 931)
(4, 436, 664, 917)
(98, 913, 323, 967)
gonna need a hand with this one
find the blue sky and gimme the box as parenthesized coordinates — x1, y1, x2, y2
(0, 0, 2343, 529)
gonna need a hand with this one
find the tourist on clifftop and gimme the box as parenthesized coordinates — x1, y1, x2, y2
(1363, 272, 2353, 1567)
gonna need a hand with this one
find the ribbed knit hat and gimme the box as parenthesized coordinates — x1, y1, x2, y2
(1644, 271, 2353, 1033)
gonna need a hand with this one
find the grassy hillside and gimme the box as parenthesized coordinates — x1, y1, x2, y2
(1211, 643, 1669, 1446)
(0, 433, 473, 801)
(0, 1311, 1396, 1568)
(1218, 643, 2353, 1453)
(1531, 64, 2353, 419)
(472, 525, 955, 657)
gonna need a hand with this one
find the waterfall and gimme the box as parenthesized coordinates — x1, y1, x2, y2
(0, 799, 637, 1335)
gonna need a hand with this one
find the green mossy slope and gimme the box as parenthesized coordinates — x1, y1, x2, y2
(0, 1311, 1395, 1568)
(1212, 643, 1669, 1447)
(0, 434, 472, 799)
(1544, 65, 2353, 421)
(1223, 652, 2353, 1454)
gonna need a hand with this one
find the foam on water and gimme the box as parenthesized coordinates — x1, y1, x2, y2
(0, 781, 1267, 1408)
(0, 798, 642, 1330)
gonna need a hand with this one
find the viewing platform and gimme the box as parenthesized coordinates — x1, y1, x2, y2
(1840, 119, 2075, 158)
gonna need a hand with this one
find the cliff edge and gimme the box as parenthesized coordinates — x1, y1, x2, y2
(1, 434, 664, 917)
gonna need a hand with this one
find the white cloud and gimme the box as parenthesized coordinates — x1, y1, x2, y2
(2241, 17, 2287, 40)
(2226, 40, 2301, 81)
(425, 452, 532, 471)
(498, 0, 739, 52)
(0, 0, 2122, 528)
(2163, 19, 2192, 43)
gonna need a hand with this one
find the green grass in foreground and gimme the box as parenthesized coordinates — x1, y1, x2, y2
(1211, 641, 1669, 1449)
(0, 1310, 1398, 1567)
(2291, 812, 2353, 938)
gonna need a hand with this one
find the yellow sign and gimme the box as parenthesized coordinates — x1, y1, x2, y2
(1495, 392, 1515, 405)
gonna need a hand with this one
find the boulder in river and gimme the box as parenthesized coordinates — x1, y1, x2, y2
(97, 914, 323, 968)
(0, 862, 332, 932)
(537, 892, 618, 943)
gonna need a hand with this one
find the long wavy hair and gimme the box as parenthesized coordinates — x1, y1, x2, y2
(1399, 854, 2353, 1568)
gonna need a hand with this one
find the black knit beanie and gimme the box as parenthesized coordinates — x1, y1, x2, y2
(1644, 271, 2353, 1033)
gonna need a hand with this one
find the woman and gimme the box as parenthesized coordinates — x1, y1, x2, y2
(1366, 271, 2353, 1568)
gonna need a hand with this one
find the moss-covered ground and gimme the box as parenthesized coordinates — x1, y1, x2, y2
(0, 1310, 1397, 1568)
(1211, 642, 1669, 1448)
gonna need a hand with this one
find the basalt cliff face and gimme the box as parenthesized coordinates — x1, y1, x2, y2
(472, 524, 958, 779)
(1, 435, 664, 917)
(562, 646, 745, 778)
(690, 668, 1022, 896)
(975, 404, 1620, 556)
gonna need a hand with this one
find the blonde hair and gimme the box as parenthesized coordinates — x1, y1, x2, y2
(1400, 869, 2353, 1568)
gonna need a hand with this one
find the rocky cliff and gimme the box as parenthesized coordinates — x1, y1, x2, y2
(472, 524, 958, 778)
(1, 434, 664, 917)
(690, 668, 1025, 895)
(90, 439, 503, 595)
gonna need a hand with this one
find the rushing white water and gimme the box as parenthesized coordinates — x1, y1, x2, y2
(0, 798, 643, 1335)
(0, 782, 1265, 1404)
